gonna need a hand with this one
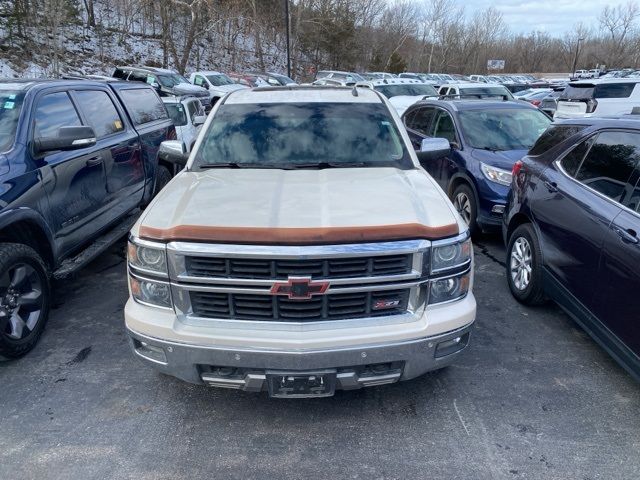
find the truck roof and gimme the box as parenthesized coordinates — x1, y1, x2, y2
(224, 86, 383, 104)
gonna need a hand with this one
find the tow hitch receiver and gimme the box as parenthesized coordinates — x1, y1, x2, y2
(266, 370, 337, 398)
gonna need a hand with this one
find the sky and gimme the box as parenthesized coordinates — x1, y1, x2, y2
(444, 0, 612, 36)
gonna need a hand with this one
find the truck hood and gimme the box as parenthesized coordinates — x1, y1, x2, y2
(388, 95, 437, 117)
(470, 148, 528, 171)
(172, 83, 209, 96)
(214, 84, 248, 93)
(136, 168, 461, 244)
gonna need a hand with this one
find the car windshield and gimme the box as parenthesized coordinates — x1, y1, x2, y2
(459, 108, 551, 151)
(157, 73, 189, 88)
(271, 73, 295, 84)
(193, 102, 411, 169)
(164, 103, 187, 126)
(0, 90, 24, 152)
(206, 74, 235, 86)
(375, 84, 438, 98)
(459, 86, 513, 99)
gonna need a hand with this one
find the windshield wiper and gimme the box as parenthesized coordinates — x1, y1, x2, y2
(198, 163, 269, 169)
(284, 162, 368, 169)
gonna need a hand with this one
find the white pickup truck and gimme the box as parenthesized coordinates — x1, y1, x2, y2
(124, 86, 476, 398)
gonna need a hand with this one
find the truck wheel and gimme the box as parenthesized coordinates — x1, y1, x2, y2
(506, 224, 546, 306)
(451, 183, 478, 235)
(0, 243, 51, 359)
(154, 165, 172, 196)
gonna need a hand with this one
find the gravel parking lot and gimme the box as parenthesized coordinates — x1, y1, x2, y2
(1, 234, 638, 480)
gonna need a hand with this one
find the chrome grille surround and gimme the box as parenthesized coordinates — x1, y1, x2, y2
(165, 240, 432, 325)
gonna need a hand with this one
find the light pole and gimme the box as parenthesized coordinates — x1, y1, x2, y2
(571, 37, 585, 75)
(285, 0, 291, 79)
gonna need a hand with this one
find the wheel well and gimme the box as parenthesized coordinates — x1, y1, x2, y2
(0, 220, 54, 268)
(448, 176, 474, 199)
(158, 160, 176, 177)
(506, 213, 531, 241)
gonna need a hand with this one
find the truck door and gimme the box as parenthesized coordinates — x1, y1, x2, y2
(32, 91, 109, 255)
(71, 88, 144, 222)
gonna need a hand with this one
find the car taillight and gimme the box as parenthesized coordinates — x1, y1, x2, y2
(530, 100, 541, 106)
(167, 125, 177, 140)
(586, 99, 598, 113)
(512, 160, 523, 177)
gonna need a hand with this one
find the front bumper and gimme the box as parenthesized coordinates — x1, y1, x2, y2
(127, 322, 474, 391)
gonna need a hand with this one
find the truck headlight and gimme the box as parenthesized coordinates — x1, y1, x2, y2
(129, 274, 172, 309)
(431, 236, 472, 273)
(480, 162, 512, 186)
(128, 238, 168, 276)
(429, 271, 471, 305)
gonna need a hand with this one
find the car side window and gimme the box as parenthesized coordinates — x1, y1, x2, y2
(559, 137, 595, 176)
(118, 88, 169, 125)
(74, 90, 124, 138)
(186, 100, 199, 121)
(431, 110, 457, 143)
(193, 75, 206, 87)
(406, 108, 435, 136)
(626, 178, 640, 212)
(34, 92, 82, 139)
(574, 131, 640, 203)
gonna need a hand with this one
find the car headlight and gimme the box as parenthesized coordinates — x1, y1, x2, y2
(431, 236, 472, 273)
(129, 274, 172, 309)
(429, 271, 471, 305)
(480, 162, 512, 186)
(128, 238, 168, 276)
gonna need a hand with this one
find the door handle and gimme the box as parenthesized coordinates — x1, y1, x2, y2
(613, 226, 639, 244)
(544, 181, 558, 193)
(86, 155, 103, 167)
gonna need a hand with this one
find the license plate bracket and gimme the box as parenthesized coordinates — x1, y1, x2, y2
(266, 370, 336, 398)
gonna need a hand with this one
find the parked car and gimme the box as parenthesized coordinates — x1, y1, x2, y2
(354, 80, 439, 116)
(113, 66, 209, 108)
(226, 72, 270, 88)
(555, 78, 640, 119)
(438, 83, 514, 100)
(162, 96, 206, 153)
(188, 71, 247, 108)
(469, 75, 490, 83)
(364, 72, 396, 80)
(315, 70, 365, 84)
(402, 99, 551, 234)
(0, 79, 176, 358)
(520, 89, 554, 107)
(250, 72, 297, 86)
(503, 118, 640, 380)
(124, 85, 476, 396)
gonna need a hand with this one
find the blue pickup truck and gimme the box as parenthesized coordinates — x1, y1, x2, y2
(0, 79, 176, 358)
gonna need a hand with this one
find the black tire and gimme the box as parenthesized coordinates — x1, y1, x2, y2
(506, 223, 547, 306)
(0, 243, 51, 359)
(154, 164, 172, 196)
(451, 183, 479, 236)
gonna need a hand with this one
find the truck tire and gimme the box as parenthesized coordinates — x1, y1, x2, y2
(0, 243, 51, 359)
(506, 223, 547, 306)
(154, 164, 172, 196)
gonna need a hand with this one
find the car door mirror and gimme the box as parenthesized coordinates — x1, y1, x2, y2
(193, 115, 207, 127)
(158, 140, 188, 168)
(34, 126, 97, 154)
(417, 137, 451, 162)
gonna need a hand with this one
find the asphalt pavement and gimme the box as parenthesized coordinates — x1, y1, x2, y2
(1, 234, 638, 480)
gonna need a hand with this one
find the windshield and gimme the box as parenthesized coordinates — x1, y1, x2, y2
(459, 108, 551, 151)
(272, 74, 295, 84)
(459, 86, 513, 99)
(206, 74, 235, 86)
(375, 84, 438, 98)
(164, 103, 187, 126)
(157, 73, 190, 88)
(193, 102, 412, 169)
(0, 90, 24, 152)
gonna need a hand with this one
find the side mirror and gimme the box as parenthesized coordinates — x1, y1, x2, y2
(193, 115, 206, 127)
(34, 126, 96, 154)
(158, 140, 188, 168)
(417, 137, 451, 162)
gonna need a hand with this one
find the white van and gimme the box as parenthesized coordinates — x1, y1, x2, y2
(555, 78, 640, 119)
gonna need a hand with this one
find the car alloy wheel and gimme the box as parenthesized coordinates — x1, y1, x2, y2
(453, 192, 472, 224)
(510, 237, 532, 291)
(0, 263, 44, 340)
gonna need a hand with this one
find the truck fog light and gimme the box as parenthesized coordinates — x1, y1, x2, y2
(435, 332, 470, 358)
(133, 339, 167, 364)
(129, 275, 172, 308)
(429, 271, 470, 304)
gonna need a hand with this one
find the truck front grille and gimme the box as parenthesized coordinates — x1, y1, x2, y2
(190, 289, 410, 322)
(185, 254, 411, 280)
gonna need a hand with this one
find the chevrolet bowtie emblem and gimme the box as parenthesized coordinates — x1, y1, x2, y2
(270, 277, 330, 299)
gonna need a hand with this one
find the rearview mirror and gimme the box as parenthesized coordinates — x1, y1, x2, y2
(34, 126, 96, 154)
(193, 115, 206, 127)
(158, 140, 188, 168)
(417, 137, 451, 162)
